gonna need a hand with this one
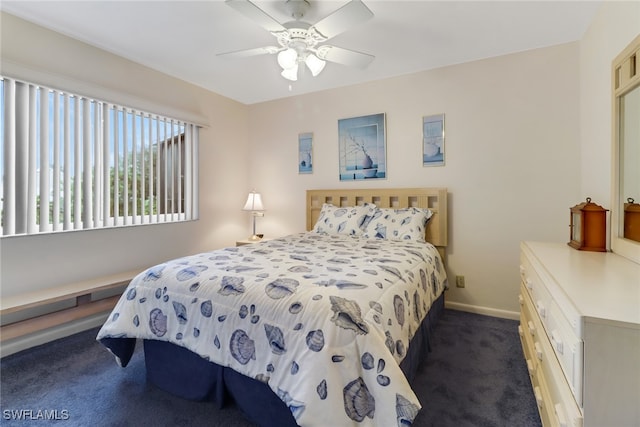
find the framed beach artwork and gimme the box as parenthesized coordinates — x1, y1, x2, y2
(423, 114, 445, 167)
(338, 113, 386, 181)
(298, 132, 313, 174)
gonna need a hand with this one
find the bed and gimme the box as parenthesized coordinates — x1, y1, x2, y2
(98, 188, 449, 427)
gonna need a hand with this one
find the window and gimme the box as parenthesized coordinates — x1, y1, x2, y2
(0, 76, 199, 236)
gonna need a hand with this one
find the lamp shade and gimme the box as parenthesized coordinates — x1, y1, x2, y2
(243, 191, 264, 211)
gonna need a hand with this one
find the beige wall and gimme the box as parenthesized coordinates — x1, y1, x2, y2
(247, 43, 581, 316)
(0, 13, 250, 297)
(2, 2, 638, 317)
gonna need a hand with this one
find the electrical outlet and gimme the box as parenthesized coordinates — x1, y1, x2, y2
(456, 275, 465, 288)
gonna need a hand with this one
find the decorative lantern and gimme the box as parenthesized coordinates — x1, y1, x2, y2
(568, 198, 608, 252)
(624, 198, 640, 241)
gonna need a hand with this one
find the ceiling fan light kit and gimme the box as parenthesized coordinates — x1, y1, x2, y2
(305, 53, 326, 76)
(222, 0, 375, 82)
(281, 65, 299, 81)
(277, 48, 298, 69)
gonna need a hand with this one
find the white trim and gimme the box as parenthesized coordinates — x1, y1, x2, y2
(1, 59, 209, 128)
(445, 301, 520, 321)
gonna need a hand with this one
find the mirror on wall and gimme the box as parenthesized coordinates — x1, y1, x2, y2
(619, 85, 640, 240)
(611, 34, 640, 263)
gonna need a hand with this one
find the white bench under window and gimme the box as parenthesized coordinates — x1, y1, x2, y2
(0, 270, 138, 352)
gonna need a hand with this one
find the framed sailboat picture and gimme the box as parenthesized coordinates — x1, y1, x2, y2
(298, 132, 313, 174)
(338, 113, 386, 181)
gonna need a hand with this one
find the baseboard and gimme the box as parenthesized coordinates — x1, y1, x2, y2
(0, 313, 109, 358)
(445, 301, 519, 321)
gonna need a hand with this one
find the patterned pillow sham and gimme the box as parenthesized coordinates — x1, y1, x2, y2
(312, 203, 377, 236)
(363, 207, 433, 241)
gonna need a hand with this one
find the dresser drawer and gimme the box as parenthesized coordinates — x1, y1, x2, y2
(521, 284, 547, 366)
(518, 321, 537, 383)
(519, 294, 538, 380)
(521, 286, 584, 426)
(520, 286, 540, 359)
(535, 315, 583, 427)
(521, 245, 582, 338)
(521, 246, 584, 407)
(547, 299, 583, 405)
(520, 256, 553, 332)
(547, 283, 582, 340)
(533, 368, 555, 427)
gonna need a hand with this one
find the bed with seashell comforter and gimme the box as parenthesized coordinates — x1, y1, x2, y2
(97, 188, 449, 427)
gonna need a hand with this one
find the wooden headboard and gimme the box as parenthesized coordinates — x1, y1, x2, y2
(306, 188, 448, 256)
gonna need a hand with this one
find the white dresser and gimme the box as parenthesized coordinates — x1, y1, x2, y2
(519, 241, 640, 427)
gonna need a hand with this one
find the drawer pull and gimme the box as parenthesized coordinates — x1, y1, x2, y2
(518, 294, 524, 306)
(554, 403, 568, 427)
(534, 342, 543, 361)
(551, 330, 564, 354)
(528, 321, 536, 336)
(526, 359, 535, 376)
(536, 301, 546, 318)
(526, 279, 533, 290)
(519, 265, 525, 274)
(518, 325, 524, 337)
(534, 386, 543, 408)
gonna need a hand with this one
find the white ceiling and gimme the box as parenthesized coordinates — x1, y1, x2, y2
(1, 0, 602, 105)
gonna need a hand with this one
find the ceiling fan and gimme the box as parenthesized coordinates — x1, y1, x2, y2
(219, 0, 375, 81)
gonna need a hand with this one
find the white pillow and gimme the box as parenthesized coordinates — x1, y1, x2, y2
(363, 207, 433, 241)
(312, 203, 377, 236)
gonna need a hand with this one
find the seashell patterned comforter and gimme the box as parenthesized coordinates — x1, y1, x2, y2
(97, 232, 447, 427)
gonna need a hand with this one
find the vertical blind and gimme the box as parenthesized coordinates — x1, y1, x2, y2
(1, 76, 199, 236)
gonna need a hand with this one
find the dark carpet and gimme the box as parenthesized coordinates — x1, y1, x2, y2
(0, 309, 541, 427)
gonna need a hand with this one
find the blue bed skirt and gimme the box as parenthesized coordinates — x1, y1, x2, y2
(143, 292, 445, 427)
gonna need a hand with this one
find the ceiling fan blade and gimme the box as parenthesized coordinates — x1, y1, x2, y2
(218, 46, 279, 58)
(225, 0, 287, 33)
(318, 45, 374, 69)
(312, 0, 374, 40)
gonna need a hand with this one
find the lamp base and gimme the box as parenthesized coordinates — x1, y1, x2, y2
(248, 234, 263, 241)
